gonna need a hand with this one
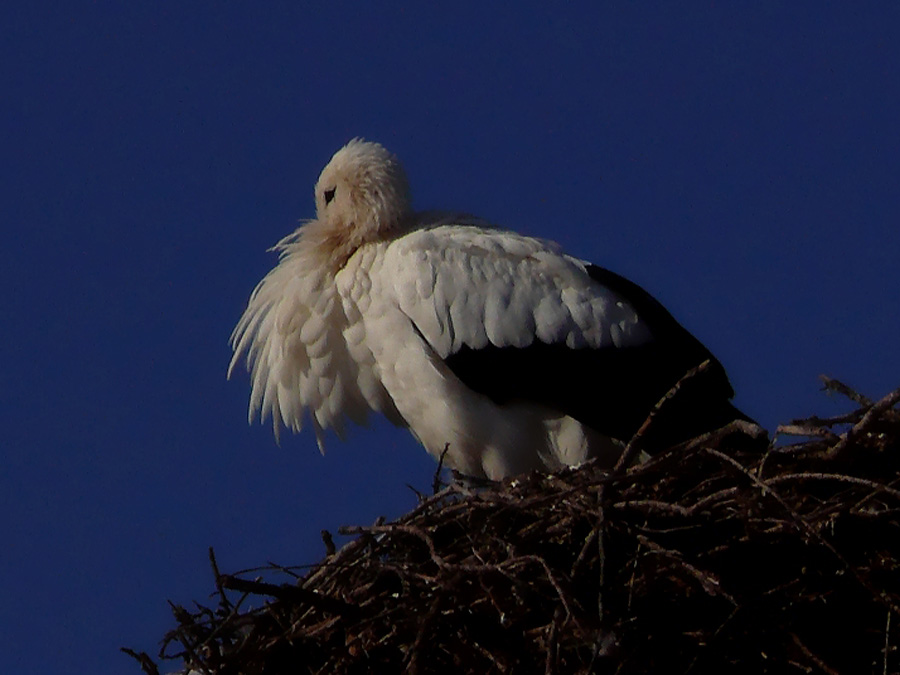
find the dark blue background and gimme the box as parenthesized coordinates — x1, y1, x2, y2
(3, 4, 898, 673)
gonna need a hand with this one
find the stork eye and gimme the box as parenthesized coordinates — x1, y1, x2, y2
(324, 188, 336, 205)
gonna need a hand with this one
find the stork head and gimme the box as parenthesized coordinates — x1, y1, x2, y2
(313, 139, 412, 247)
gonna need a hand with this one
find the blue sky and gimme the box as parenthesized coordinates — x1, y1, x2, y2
(3, 3, 899, 673)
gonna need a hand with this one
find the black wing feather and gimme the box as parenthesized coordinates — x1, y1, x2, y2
(444, 264, 746, 448)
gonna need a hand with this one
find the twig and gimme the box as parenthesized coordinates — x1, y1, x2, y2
(433, 443, 451, 494)
(120, 648, 161, 675)
(825, 385, 900, 458)
(820, 375, 873, 407)
(219, 575, 359, 617)
(706, 447, 900, 615)
(635, 533, 736, 605)
(615, 359, 713, 472)
(765, 472, 900, 502)
(207, 547, 231, 612)
(884, 609, 892, 675)
(321, 529, 336, 556)
(790, 632, 841, 675)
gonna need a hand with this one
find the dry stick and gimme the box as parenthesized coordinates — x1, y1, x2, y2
(599, 361, 722, 624)
(635, 533, 736, 605)
(192, 551, 265, 662)
(614, 359, 713, 474)
(593, 361, 717, 624)
(570, 528, 598, 577)
(207, 548, 232, 612)
(765, 472, 900, 502)
(471, 640, 506, 671)
(705, 447, 900, 616)
(432, 443, 451, 495)
(774, 423, 841, 438)
(678, 485, 741, 515)
(164, 601, 205, 672)
(846, 473, 900, 518)
(477, 573, 508, 618)
(667, 418, 766, 459)
(300, 491, 460, 590)
(340, 522, 577, 620)
(825, 385, 900, 459)
(406, 594, 444, 675)
(120, 648, 162, 675)
(610, 498, 693, 517)
(780, 412, 866, 436)
(790, 632, 841, 675)
(321, 529, 336, 557)
(820, 375, 874, 407)
(771, 378, 881, 449)
(218, 574, 360, 617)
(544, 607, 562, 675)
(596, 493, 607, 624)
(884, 609, 892, 675)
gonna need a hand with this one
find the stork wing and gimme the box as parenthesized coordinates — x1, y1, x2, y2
(381, 224, 653, 356)
(378, 224, 737, 442)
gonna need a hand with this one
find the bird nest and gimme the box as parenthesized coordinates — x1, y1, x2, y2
(128, 377, 900, 674)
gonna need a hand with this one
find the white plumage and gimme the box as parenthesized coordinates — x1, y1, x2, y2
(229, 139, 748, 479)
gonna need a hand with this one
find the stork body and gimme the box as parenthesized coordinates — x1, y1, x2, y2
(230, 140, 749, 479)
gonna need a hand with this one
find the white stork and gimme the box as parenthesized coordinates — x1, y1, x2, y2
(229, 139, 752, 479)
